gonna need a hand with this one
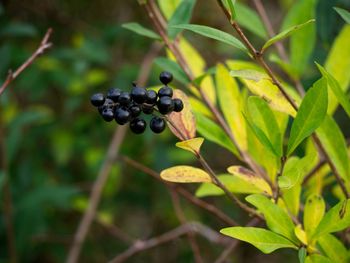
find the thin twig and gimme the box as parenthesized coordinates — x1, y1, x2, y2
(108, 222, 233, 263)
(170, 190, 204, 263)
(0, 28, 53, 96)
(215, 0, 350, 198)
(302, 159, 326, 185)
(66, 126, 127, 263)
(120, 155, 238, 226)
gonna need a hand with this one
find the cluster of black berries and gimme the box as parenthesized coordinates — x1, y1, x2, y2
(90, 71, 184, 134)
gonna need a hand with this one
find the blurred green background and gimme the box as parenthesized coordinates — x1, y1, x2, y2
(0, 0, 349, 262)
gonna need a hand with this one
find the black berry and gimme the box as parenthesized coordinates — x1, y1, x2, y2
(101, 108, 114, 122)
(103, 98, 115, 108)
(150, 117, 166, 133)
(118, 91, 131, 106)
(130, 118, 147, 134)
(90, 93, 105, 107)
(146, 90, 158, 105)
(158, 86, 173, 98)
(157, 96, 174, 114)
(129, 104, 141, 117)
(142, 104, 154, 114)
(115, 107, 131, 125)
(159, 71, 173, 85)
(131, 86, 147, 104)
(173, 98, 184, 112)
(107, 88, 121, 102)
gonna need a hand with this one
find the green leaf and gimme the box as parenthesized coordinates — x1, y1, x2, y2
(235, 2, 267, 39)
(316, 63, 350, 118)
(287, 78, 328, 155)
(299, 248, 307, 263)
(281, 0, 317, 76)
(121, 22, 161, 40)
(325, 25, 350, 114)
(195, 174, 262, 197)
(278, 157, 301, 189)
(317, 234, 349, 263)
(0, 23, 38, 37)
(334, 7, 350, 24)
(312, 199, 350, 240)
(194, 111, 239, 157)
(220, 227, 298, 254)
(246, 194, 298, 243)
(305, 255, 333, 263)
(168, 0, 196, 39)
(170, 24, 248, 53)
(226, 0, 236, 19)
(262, 19, 315, 51)
(316, 116, 350, 182)
(216, 64, 247, 151)
(303, 195, 325, 238)
(246, 96, 282, 157)
(154, 57, 189, 85)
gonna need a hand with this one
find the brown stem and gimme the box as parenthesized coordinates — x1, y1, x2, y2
(215, 0, 349, 198)
(0, 28, 53, 96)
(302, 159, 326, 185)
(120, 155, 238, 226)
(108, 222, 233, 263)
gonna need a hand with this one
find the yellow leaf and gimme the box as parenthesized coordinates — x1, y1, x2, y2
(157, 0, 181, 19)
(160, 165, 212, 183)
(294, 224, 308, 245)
(227, 166, 272, 196)
(189, 96, 213, 118)
(176, 137, 204, 155)
(168, 89, 196, 140)
(325, 25, 350, 114)
(216, 64, 247, 150)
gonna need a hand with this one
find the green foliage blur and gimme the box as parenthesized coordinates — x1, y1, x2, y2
(0, 1, 349, 262)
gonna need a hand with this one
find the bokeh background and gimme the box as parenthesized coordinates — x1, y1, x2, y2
(0, 0, 349, 262)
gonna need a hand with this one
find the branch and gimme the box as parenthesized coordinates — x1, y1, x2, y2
(120, 155, 238, 226)
(215, 0, 350, 198)
(108, 222, 233, 263)
(0, 28, 53, 96)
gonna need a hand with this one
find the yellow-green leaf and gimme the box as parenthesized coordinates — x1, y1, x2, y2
(160, 165, 212, 183)
(325, 25, 350, 114)
(168, 89, 196, 140)
(227, 166, 272, 196)
(220, 227, 298, 254)
(303, 195, 325, 239)
(246, 194, 298, 243)
(294, 224, 307, 245)
(287, 78, 328, 155)
(317, 234, 349, 263)
(176, 137, 204, 155)
(305, 255, 333, 263)
(216, 64, 247, 150)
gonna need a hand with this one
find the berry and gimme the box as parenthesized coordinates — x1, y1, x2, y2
(157, 96, 174, 114)
(145, 90, 158, 105)
(118, 91, 131, 106)
(101, 108, 114, 122)
(150, 117, 166, 133)
(115, 107, 131, 125)
(130, 118, 147, 134)
(90, 93, 105, 107)
(131, 86, 147, 104)
(158, 86, 173, 98)
(173, 98, 184, 112)
(159, 71, 173, 85)
(103, 98, 115, 108)
(129, 104, 141, 117)
(142, 104, 154, 114)
(107, 88, 121, 102)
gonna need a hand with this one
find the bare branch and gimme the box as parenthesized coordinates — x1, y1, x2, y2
(108, 222, 233, 263)
(0, 28, 53, 96)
